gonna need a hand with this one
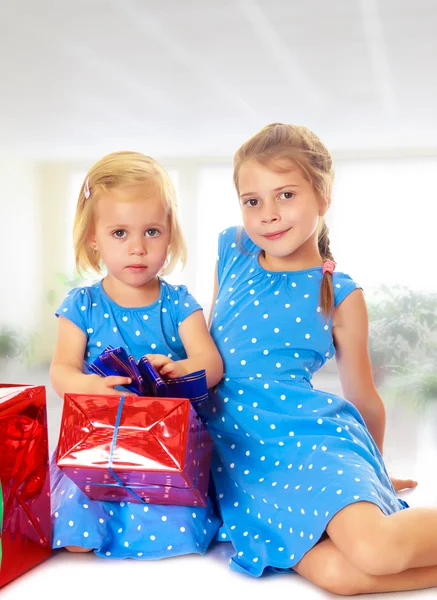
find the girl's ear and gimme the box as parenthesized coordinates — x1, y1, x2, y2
(88, 230, 98, 251)
(318, 196, 331, 217)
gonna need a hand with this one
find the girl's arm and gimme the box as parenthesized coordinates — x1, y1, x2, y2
(148, 268, 224, 387)
(178, 310, 224, 386)
(50, 317, 132, 398)
(333, 289, 418, 491)
(147, 309, 223, 388)
(332, 289, 386, 453)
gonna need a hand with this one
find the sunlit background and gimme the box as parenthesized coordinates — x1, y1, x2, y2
(1, 1, 436, 598)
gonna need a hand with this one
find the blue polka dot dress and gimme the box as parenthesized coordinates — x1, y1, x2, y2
(50, 279, 221, 558)
(197, 226, 408, 577)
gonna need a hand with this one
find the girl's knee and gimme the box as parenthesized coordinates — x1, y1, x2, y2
(327, 503, 408, 576)
(65, 545, 93, 553)
(295, 545, 368, 596)
(347, 534, 407, 576)
(312, 560, 366, 596)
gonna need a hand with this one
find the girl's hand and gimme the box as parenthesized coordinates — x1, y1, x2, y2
(146, 354, 187, 378)
(51, 318, 134, 398)
(84, 374, 133, 396)
(389, 475, 418, 492)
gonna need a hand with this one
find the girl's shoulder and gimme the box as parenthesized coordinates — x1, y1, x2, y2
(160, 279, 190, 299)
(331, 271, 362, 308)
(217, 225, 258, 284)
(218, 225, 257, 253)
(159, 279, 203, 326)
(56, 282, 103, 312)
(55, 282, 103, 332)
(271, 268, 361, 308)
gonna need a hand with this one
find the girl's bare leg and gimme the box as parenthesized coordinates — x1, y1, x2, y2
(295, 537, 437, 596)
(326, 501, 437, 576)
(65, 546, 93, 553)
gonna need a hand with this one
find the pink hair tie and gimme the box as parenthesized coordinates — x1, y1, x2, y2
(84, 177, 91, 200)
(322, 259, 336, 275)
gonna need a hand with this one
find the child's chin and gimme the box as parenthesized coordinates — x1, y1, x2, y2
(263, 245, 295, 258)
(124, 276, 154, 287)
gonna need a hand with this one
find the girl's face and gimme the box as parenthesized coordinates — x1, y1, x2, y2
(237, 160, 328, 270)
(89, 185, 170, 289)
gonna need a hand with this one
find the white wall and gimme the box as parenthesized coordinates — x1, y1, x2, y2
(0, 153, 435, 364)
(0, 160, 40, 331)
(331, 157, 436, 293)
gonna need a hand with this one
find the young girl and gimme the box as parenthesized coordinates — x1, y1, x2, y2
(50, 151, 223, 559)
(199, 123, 437, 595)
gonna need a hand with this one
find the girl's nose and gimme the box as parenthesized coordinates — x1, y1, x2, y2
(128, 238, 147, 255)
(260, 202, 280, 224)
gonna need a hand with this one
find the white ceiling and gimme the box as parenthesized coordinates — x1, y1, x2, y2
(1, 0, 437, 159)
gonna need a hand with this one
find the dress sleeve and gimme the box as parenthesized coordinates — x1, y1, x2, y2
(217, 226, 240, 287)
(172, 285, 203, 327)
(55, 287, 91, 334)
(333, 273, 363, 307)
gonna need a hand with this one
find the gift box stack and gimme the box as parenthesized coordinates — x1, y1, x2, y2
(0, 384, 52, 588)
(56, 347, 213, 507)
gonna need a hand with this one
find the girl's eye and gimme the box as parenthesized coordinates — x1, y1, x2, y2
(145, 228, 160, 237)
(279, 191, 295, 200)
(244, 198, 259, 207)
(113, 229, 127, 239)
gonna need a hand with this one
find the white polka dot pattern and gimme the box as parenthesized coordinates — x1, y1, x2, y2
(196, 226, 407, 577)
(51, 278, 220, 558)
(55, 280, 202, 371)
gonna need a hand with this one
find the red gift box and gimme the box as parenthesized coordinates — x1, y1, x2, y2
(56, 393, 212, 507)
(0, 384, 52, 588)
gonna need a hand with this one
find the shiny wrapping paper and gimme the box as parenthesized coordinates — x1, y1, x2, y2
(0, 385, 52, 588)
(88, 345, 209, 402)
(56, 347, 212, 506)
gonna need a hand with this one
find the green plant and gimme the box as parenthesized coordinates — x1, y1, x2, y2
(367, 285, 437, 405)
(380, 359, 437, 409)
(0, 327, 22, 360)
(20, 331, 41, 365)
(0, 326, 40, 367)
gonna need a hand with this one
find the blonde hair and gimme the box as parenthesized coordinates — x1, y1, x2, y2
(73, 151, 187, 275)
(234, 123, 335, 316)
